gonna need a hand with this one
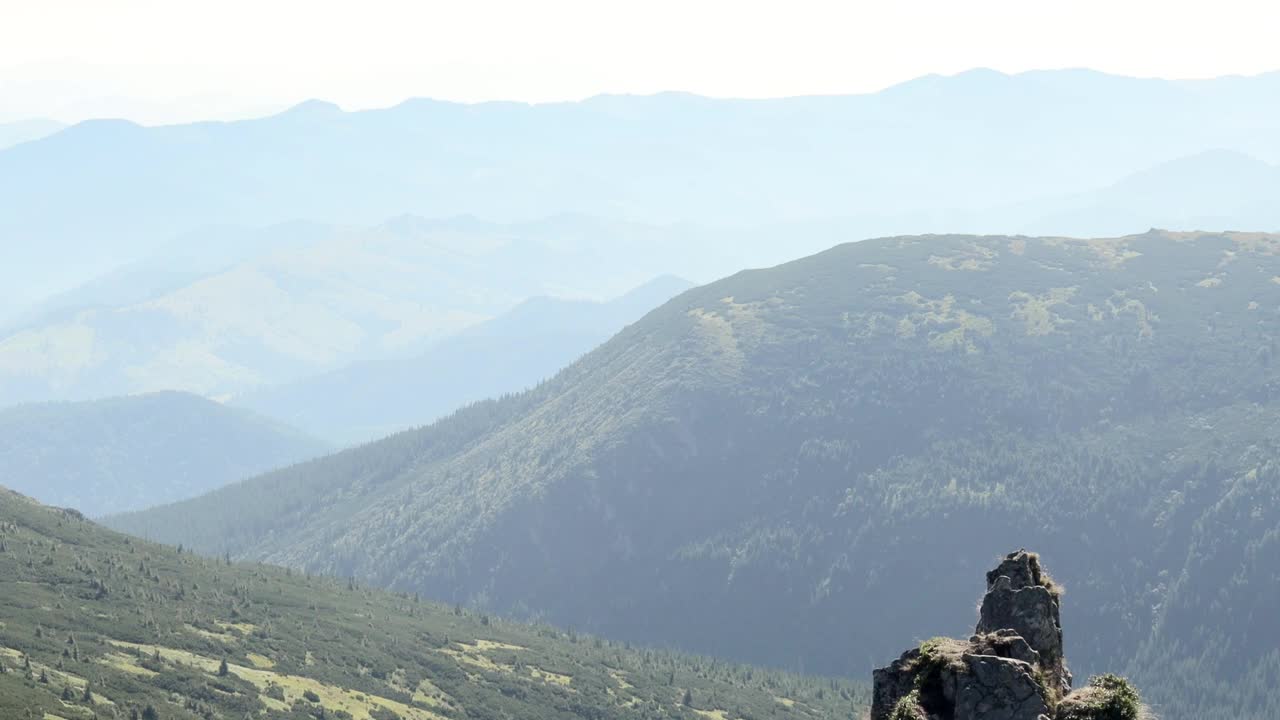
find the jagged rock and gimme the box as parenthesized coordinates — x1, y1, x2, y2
(871, 552, 1153, 720)
(985, 550, 1046, 590)
(969, 630, 1041, 667)
(872, 551, 1100, 720)
(873, 649, 925, 718)
(977, 550, 1071, 696)
(955, 654, 1051, 720)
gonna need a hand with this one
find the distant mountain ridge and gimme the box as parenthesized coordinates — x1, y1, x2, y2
(7, 68, 1280, 303)
(0, 215, 725, 407)
(0, 220, 341, 334)
(0, 118, 64, 150)
(0, 391, 326, 516)
(11, 160, 1280, 409)
(111, 230, 1280, 719)
(1018, 149, 1280, 237)
(234, 274, 695, 444)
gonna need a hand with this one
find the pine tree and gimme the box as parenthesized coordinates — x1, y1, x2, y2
(218, 657, 229, 677)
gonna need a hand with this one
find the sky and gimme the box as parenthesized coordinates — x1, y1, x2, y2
(3, 0, 1280, 124)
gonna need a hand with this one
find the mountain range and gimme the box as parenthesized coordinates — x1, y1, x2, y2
(110, 230, 1280, 720)
(0, 391, 326, 516)
(6, 69, 1280, 305)
(10, 144, 1280, 410)
(235, 275, 694, 444)
(0, 215, 716, 407)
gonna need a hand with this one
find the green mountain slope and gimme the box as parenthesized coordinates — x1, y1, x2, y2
(110, 231, 1280, 719)
(0, 392, 327, 516)
(0, 487, 864, 720)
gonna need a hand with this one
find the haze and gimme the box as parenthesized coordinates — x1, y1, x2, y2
(4, 0, 1280, 122)
(2, 3, 1280, 720)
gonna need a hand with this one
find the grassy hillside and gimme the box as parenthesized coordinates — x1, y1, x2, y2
(0, 487, 865, 719)
(0, 392, 327, 516)
(111, 231, 1280, 719)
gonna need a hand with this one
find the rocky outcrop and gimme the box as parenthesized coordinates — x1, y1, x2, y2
(871, 550, 1148, 720)
(976, 551, 1070, 696)
(956, 654, 1050, 720)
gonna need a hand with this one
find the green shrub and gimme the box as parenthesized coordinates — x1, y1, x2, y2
(888, 690, 927, 720)
(1055, 674, 1142, 720)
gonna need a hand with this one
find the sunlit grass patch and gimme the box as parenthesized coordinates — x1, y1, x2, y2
(0, 645, 99, 701)
(95, 652, 158, 677)
(609, 668, 634, 690)
(530, 666, 573, 685)
(214, 620, 258, 635)
(245, 652, 275, 668)
(184, 623, 238, 643)
(441, 641, 574, 687)
(474, 639, 525, 651)
(109, 639, 447, 720)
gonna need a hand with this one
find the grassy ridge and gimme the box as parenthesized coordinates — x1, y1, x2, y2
(0, 488, 866, 719)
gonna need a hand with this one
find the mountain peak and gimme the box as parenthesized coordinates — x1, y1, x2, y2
(279, 98, 343, 117)
(613, 274, 696, 305)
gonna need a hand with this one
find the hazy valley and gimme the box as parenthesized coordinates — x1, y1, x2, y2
(0, 392, 326, 516)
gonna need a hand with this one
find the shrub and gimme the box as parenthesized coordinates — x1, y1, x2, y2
(888, 690, 927, 720)
(1055, 674, 1144, 720)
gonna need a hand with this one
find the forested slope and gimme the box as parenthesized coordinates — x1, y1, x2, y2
(0, 392, 326, 516)
(0, 487, 865, 719)
(111, 231, 1280, 719)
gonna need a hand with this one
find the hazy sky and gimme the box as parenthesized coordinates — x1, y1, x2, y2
(4, 0, 1280, 124)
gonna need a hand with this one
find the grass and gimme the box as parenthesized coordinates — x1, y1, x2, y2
(1056, 674, 1146, 720)
(0, 487, 868, 719)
